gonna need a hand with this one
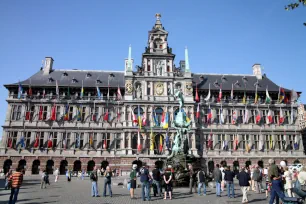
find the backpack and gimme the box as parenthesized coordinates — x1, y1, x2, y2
(43, 174, 48, 182)
(140, 168, 149, 183)
(90, 172, 95, 180)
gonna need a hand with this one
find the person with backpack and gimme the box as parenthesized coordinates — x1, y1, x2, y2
(129, 164, 137, 199)
(90, 166, 99, 197)
(197, 168, 207, 196)
(224, 166, 235, 198)
(103, 166, 113, 197)
(140, 165, 151, 201)
(252, 165, 262, 194)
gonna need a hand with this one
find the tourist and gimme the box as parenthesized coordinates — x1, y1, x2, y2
(97, 168, 101, 177)
(268, 159, 280, 204)
(283, 166, 293, 197)
(252, 165, 262, 193)
(197, 168, 207, 196)
(140, 165, 151, 201)
(220, 165, 225, 192)
(129, 164, 137, 199)
(90, 166, 99, 197)
(224, 166, 235, 198)
(54, 168, 59, 182)
(66, 169, 71, 182)
(103, 166, 113, 197)
(292, 166, 306, 198)
(213, 164, 222, 197)
(5, 169, 12, 190)
(237, 167, 251, 203)
(264, 167, 270, 199)
(152, 165, 162, 197)
(81, 169, 85, 180)
(188, 164, 196, 194)
(8, 167, 23, 204)
(163, 165, 173, 200)
(41, 170, 47, 189)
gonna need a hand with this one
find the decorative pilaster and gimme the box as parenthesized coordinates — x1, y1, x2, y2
(127, 132, 132, 155)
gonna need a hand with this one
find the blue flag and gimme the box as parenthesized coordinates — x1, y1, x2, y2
(165, 133, 170, 149)
(75, 133, 80, 148)
(16, 135, 25, 148)
(18, 82, 23, 99)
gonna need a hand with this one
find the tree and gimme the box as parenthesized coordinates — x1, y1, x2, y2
(285, 0, 306, 26)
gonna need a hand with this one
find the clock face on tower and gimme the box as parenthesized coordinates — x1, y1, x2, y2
(155, 82, 164, 95)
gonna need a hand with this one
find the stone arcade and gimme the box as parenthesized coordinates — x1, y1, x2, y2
(0, 14, 304, 175)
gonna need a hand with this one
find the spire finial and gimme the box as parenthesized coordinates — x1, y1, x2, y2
(154, 13, 162, 29)
(127, 45, 132, 72)
(155, 13, 161, 20)
(185, 46, 190, 72)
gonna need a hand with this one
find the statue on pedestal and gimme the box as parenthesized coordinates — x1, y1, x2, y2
(136, 85, 142, 99)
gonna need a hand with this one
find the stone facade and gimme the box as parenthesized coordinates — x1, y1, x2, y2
(0, 14, 304, 175)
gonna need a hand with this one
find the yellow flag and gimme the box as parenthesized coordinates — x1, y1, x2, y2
(245, 143, 249, 152)
(150, 127, 154, 151)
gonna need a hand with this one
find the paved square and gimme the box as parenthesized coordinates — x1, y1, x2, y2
(0, 175, 268, 204)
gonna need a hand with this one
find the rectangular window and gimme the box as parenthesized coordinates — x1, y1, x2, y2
(43, 106, 48, 120)
(80, 133, 84, 148)
(52, 132, 58, 148)
(90, 106, 99, 121)
(39, 132, 45, 148)
(106, 133, 111, 148)
(262, 110, 267, 124)
(147, 85, 151, 96)
(25, 132, 31, 148)
(82, 107, 86, 122)
(7, 131, 18, 148)
(93, 133, 97, 148)
(147, 64, 151, 72)
(115, 133, 121, 150)
(250, 110, 255, 123)
(11, 105, 22, 121)
(69, 106, 73, 121)
(227, 109, 232, 123)
(254, 135, 258, 150)
(67, 133, 71, 149)
(274, 110, 279, 124)
(56, 106, 61, 120)
(215, 108, 220, 124)
(25, 105, 35, 121)
(238, 109, 243, 124)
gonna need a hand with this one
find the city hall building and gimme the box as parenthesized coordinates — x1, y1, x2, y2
(0, 14, 304, 175)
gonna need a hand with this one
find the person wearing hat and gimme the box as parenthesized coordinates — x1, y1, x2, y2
(129, 164, 138, 199)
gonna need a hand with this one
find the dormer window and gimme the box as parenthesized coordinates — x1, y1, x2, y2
(221, 75, 227, 83)
(86, 73, 92, 78)
(96, 79, 102, 84)
(254, 81, 260, 88)
(48, 77, 54, 83)
(234, 80, 241, 88)
(199, 75, 205, 81)
(214, 80, 220, 88)
(72, 78, 78, 83)
(242, 76, 248, 83)
(63, 72, 68, 77)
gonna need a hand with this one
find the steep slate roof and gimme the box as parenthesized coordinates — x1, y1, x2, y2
(192, 73, 290, 93)
(4, 69, 125, 88)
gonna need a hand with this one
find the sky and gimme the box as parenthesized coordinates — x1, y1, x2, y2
(0, 0, 305, 138)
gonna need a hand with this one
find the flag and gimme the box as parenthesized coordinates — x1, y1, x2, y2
(159, 136, 163, 153)
(56, 80, 59, 98)
(217, 84, 222, 103)
(16, 135, 25, 148)
(34, 135, 39, 148)
(137, 130, 142, 152)
(25, 108, 31, 120)
(117, 85, 122, 100)
(165, 133, 170, 150)
(42, 89, 46, 98)
(18, 82, 23, 99)
(161, 112, 165, 127)
(96, 86, 101, 100)
(259, 135, 264, 152)
(207, 132, 213, 149)
(89, 134, 93, 147)
(230, 83, 234, 100)
(75, 133, 80, 148)
(232, 109, 237, 124)
(220, 107, 224, 124)
(28, 85, 33, 96)
(64, 104, 69, 121)
(233, 135, 239, 151)
(207, 108, 212, 124)
(7, 137, 13, 148)
(103, 135, 107, 149)
(138, 105, 142, 129)
(279, 87, 285, 103)
(265, 88, 271, 104)
(204, 84, 211, 101)
(150, 127, 154, 151)
(256, 110, 261, 124)
(142, 110, 147, 126)
(242, 88, 246, 104)
(254, 83, 258, 104)
(163, 112, 169, 129)
(196, 103, 200, 119)
(195, 85, 199, 103)
(103, 110, 109, 121)
(294, 135, 299, 150)
(50, 104, 56, 121)
(39, 106, 43, 120)
(63, 134, 67, 149)
(132, 109, 138, 126)
(153, 109, 159, 126)
(80, 80, 84, 98)
(269, 135, 274, 150)
(47, 133, 53, 148)
(267, 109, 273, 124)
(67, 86, 70, 98)
(77, 107, 81, 121)
(279, 107, 284, 125)
(243, 108, 249, 124)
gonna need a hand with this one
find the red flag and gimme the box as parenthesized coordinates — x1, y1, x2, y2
(195, 85, 200, 103)
(34, 136, 39, 148)
(25, 111, 30, 120)
(217, 84, 222, 102)
(117, 86, 122, 100)
(196, 103, 200, 119)
(47, 134, 53, 148)
(256, 112, 261, 124)
(103, 137, 107, 149)
(92, 114, 96, 122)
(39, 106, 43, 120)
(7, 138, 12, 148)
(137, 130, 142, 152)
(28, 87, 33, 96)
(103, 110, 109, 121)
(50, 104, 56, 121)
(207, 132, 213, 149)
(279, 108, 284, 125)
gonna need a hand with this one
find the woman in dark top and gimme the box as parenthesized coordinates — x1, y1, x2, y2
(163, 166, 173, 200)
(129, 164, 137, 199)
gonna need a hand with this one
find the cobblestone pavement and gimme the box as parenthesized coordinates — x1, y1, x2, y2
(0, 176, 269, 204)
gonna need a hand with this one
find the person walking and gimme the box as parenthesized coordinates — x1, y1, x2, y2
(8, 168, 23, 204)
(90, 166, 99, 197)
(129, 164, 137, 199)
(268, 159, 280, 204)
(237, 167, 251, 203)
(66, 169, 72, 182)
(163, 165, 173, 200)
(283, 166, 293, 197)
(103, 166, 113, 197)
(152, 165, 162, 197)
(41, 170, 47, 189)
(197, 168, 207, 196)
(252, 165, 262, 193)
(140, 165, 151, 201)
(213, 164, 222, 197)
(224, 166, 235, 198)
(188, 164, 196, 194)
(5, 170, 13, 190)
(54, 168, 59, 183)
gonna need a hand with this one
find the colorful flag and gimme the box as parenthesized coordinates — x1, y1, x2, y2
(256, 110, 261, 124)
(243, 107, 249, 124)
(150, 127, 154, 151)
(159, 136, 163, 153)
(132, 109, 138, 126)
(265, 88, 271, 104)
(103, 110, 109, 121)
(16, 135, 25, 149)
(89, 134, 93, 147)
(34, 134, 39, 148)
(196, 103, 200, 119)
(96, 86, 101, 100)
(50, 104, 56, 121)
(269, 135, 274, 150)
(18, 82, 23, 99)
(80, 80, 84, 98)
(117, 85, 122, 100)
(161, 112, 165, 127)
(279, 107, 284, 125)
(230, 83, 234, 100)
(165, 133, 170, 150)
(242, 88, 246, 104)
(207, 108, 212, 124)
(137, 130, 142, 152)
(279, 87, 285, 103)
(207, 132, 213, 149)
(195, 85, 200, 103)
(204, 84, 211, 101)
(47, 133, 53, 148)
(232, 109, 237, 124)
(56, 80, 59, 98)
(138, 105, 142, 129)
(267, 109, 273, 124)
(163, 112, 169, 129)
(64, 104, 69, 121)
(142, 110, 147, 126)
(217, 84, 222, 103)
(153, 109, 159, 126)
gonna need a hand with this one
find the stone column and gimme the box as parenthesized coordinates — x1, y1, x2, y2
(127, 132, 132, 155)
(121, 132, 126, 155)
(97, 132, 102, 150)
(213, 134, 218, 150)
(164, 82, 167, 96)
(123, 106, 127, 126)
(84, 132, 88, 150)
(191, 133, 198, 156)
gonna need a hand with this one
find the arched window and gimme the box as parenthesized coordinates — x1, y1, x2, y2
(101, 161, 109, 170)
(18, 159, 26, 171)
(220, 160, 227, 167)
(87, 160, 95, 172)
(3, 159, 12, 174)
(258, 160, 264, 168)
(32, 160, 40, 175)
(155, 107, 163, 126)
(73, 160, 82, 172)
(208, 160, 214, 173)
(245, 160, 251, 168)
(233, 161, 239, 174)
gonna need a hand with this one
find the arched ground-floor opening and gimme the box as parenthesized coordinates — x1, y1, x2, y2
(245, 160, 251, 168)
(233, 161, 240, 175)
(101, 160, 109, 171)
(87, 160, 95, 172)
(208, 160, 214, 173)
(258, 160, 264, 168)
(3, 159, 12, 174)
(32, 160, 40, 175)
(46, 160, 54, 174)
(155, 160, 164, 170)
(73, 160, 82, 172)
(18, 159, 26, 171)
(60, 160, 68, 175)
(220, 160, 227, 167)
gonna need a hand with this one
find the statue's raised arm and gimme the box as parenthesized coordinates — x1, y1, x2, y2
(174, 89, 184, 111)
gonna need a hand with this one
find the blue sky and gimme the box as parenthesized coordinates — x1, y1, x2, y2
(0, 0, 305, 138)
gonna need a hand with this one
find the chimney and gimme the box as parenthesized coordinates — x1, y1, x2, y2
(252, 64, 262, 80)
(43, 57, 54, 75)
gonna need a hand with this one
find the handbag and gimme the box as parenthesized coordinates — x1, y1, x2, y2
(127, 182, 131, 191)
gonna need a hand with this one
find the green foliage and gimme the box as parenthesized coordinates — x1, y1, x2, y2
(285, 0, 306, 26)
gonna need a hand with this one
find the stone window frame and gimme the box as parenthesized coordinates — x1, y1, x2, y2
(7, 131, 18, 148)
(11, 104, 22, 121)
(25, 104, 35, 121)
